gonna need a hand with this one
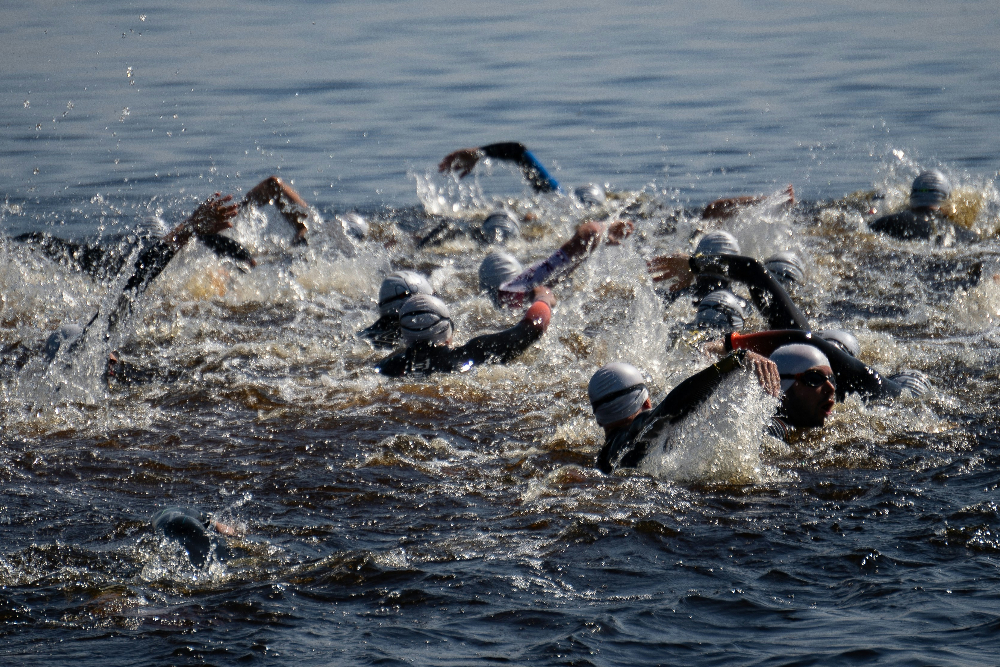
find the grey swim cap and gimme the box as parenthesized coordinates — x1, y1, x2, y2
(695, 230, 741, 257)
(889, 369, 931, 396)
(338, 212, 369, 240)
(694, 290, 746, 331)
(771, 344, 831, 392)
(764, 251, 805, 285)
(481, 211, 521, 244)
(378, 271, 433, 317)
(479, 251, 524, 298)
(817, 329, 860, 358)
(573, 183, 606, 207)
(42, 323, 84, 362)
(910, 170, 951, 209)
(588, 362, 650, 427)
(399, 294, 452, 346)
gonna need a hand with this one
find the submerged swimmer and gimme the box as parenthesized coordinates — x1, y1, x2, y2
(869, 170, 978, 244)
(374, 289, 555, 377)
(151, 507, 238, 568)
(589, 351, 781, 473)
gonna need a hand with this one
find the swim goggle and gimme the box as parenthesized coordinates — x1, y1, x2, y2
(590, 383, 647, 409)
(780, 369, 836, 389)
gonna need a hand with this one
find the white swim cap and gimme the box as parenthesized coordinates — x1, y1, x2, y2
(478, 252, 524, 299)
(588, 362, 650, 427)
(771, 344, 831, 392)
(764, 251, 805, 284)
(337, 212, 369, 240)
(573, 183, 606, 207)
(480, 211, 521, 244)
(890, 370, 931, 396)
(695, 230, 741, 256)
(817, 329, 860, 358)
(694, 289, 746, 331)
(399, 294, 452, 346)
(910, 170, 951, 208)
(378, 271, 433, 317)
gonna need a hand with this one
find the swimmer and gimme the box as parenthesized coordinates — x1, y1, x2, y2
(869, 170, 978, 244)
(479, 218, 634, 308)
(589, 351, 781, 473)
(374, 288, 555, 377)
(701, 184, 795, 220)
(151, 507, 238, 568)
(359, 270, 435, 349)
(439, 141, 609, 207)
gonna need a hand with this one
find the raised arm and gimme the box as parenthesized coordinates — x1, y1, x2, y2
(241, 176, 310, 244)
(439, 142, 561, 193)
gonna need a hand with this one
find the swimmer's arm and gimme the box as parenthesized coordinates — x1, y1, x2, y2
(708, 254, 809, 329)
(440, 142, 560, 193)
(456, 290, 554, 364)
(241, 176, 310, 244)
(702, 184, 794, 220)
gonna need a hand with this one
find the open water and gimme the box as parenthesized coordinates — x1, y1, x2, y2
(3, 1, 1000, 665)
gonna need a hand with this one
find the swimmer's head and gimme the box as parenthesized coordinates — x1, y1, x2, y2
(588, 362, 650, 427)
(399, 294, 452, 347)
(479, 252, 524, 302)
(694, 290, 746, 331)
(42, 323, 84, 362)
(890, 369, 931, 396)
(910, 170, 951, 209)
(337, 212, 369, 240)
(764, 251, 805, 285)
(378, 271, 433, 317)
(480, 211, 521, 244)
(574, 183, 607, 208)
(695, 230, 741, 257)
(817, 329, 860, 358)
(771, 344, 836, 428)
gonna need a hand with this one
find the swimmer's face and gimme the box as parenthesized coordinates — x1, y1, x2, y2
(781, 364, 836, 428)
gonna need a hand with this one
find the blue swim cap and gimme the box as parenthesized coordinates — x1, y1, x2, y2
(695, 230, 741, 257)
(764, 251, 805, 285)
(573, 183, 607, 207)
(400, 294, 452, 346)
(589, 362, 649, 426)
(481, 211, 521, 244)
(910, 170, 951, 209)
(378, 271, 434, 317)
(479, 251, 524, 299)
(694, 290, 746, 331)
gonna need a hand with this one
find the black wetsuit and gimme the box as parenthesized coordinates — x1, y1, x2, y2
(597, 351, 752, 473)
(725, 329, 903, 403)
(478, 142, 560, 193)
(151, 507, 228, 567)
(375, 309, 547, 377)
(869, 210, 978, 244)
(690, 254, 810, 330)
(359, 314, 402, 350)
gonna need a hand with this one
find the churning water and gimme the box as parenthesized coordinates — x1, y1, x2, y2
(3, 1, 1000, 665)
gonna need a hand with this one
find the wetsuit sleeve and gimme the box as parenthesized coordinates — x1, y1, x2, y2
(107, 240, 180, 334)
(374, 349, 410, 377)
(692, 254, 810, 329)
(359, 314, 402, 350)
(597, 351, 748, 473)
(198, 233, 255, 267)
(498, 249, 574, 308)
(479, 142, 560, 193)
(451, 301, 551, 366)
(726, 329, 902, 401)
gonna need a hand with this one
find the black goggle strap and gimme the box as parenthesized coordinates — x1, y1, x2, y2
(591, 383, 647, 410)
(780, 370, 836, 387)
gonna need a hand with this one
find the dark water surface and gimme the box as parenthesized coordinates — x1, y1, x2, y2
(4, 1, 1000, 665)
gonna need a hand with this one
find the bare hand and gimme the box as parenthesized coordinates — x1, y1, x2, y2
(746, 351, 780, 397)
(189, 193, 238, 237)
(438, 148, 481, 178)
(647, 253, 695, 291)
(530, 285, 556, 309)
(605, 219, 634, 245)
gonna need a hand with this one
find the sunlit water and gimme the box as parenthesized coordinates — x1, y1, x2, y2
(4, 1, 1000, 665)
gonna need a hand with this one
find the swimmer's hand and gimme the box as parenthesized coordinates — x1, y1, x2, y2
(211, 520, 242, 537)
(701, 340, 726, 357)
(438, 148, 481, 179)
(530, 285, 556, 309)
(605, 219, 634, 245)
(189, 193, 238, 237)
(647, 253, 695, 291)
(746, 351, 781, 397)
